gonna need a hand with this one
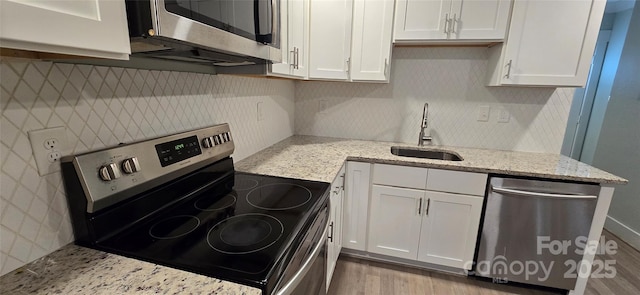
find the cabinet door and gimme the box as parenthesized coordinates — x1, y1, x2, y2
(309, 0, 353, 80)
(417, 191, 483, 269)
(350, 0, 394, 81)
(271, 0, 294, 76)
(492, 0, 606, 86)
(326, 164, 345, 290)
(272, 0, 310, 78)
(450, 0, 511, 40)
(0, 0, 130, 60)
(290, 0, 310, 78)
(394, 0, 452, 41)
(343, 162, 370, 251)
(368, 185, 424, 260)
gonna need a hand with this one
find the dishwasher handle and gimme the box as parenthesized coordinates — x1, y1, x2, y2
(491, 186, 597, 199)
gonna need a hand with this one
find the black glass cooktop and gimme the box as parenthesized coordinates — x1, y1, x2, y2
(97, 171, 330, 291)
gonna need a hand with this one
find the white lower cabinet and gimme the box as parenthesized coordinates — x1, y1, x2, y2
(368, 185, 423, 259)
(417, 191, 483, 269)
(368, 185, 483, 269)
(343, 162, 371, 251)
(366, 163, 486, 270)
(327, 164, 345, 290)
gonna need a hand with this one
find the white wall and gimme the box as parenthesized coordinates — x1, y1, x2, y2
(592, 3, 640, 250)
(295, 47, 574, 153)
(0, 59, 295, 275)
(580, 8, 633, 164)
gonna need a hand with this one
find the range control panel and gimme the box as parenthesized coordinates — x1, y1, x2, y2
(63, 124, 235, 213)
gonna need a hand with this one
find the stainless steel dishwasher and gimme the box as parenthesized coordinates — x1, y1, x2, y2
(475, 177, 600, 290)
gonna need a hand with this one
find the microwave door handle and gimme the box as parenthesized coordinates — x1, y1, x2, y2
(492, 186, 597, 199)
(255, 0, 275, 44)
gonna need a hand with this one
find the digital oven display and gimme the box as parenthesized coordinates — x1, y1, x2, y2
(155, 135, 202, 167)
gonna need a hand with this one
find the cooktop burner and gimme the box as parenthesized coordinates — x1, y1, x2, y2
(227, 175, 259, 191)
(246, 183, 312, 210)
(194, 193, 237, 211)
(149, 215, 200, 239)
(208, 213, 284, 254)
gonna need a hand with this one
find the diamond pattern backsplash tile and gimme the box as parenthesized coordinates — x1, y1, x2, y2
(295, 47, 575, 153)
(0, 59, 295, 275)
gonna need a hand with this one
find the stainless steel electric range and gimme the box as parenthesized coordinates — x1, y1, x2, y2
(61, 124, 330, 295)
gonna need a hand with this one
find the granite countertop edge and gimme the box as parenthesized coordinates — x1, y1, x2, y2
(235, 135, 628, 185)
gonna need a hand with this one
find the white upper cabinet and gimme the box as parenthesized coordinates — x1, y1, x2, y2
(350, 0, 395, 82)
(449, 0, 512, 40)
(395, 0, 511, 42)
(271, 0, 309, 78)
(486, 0, 606, 87)
(0, 0, 130, 60)
(309, 0, 354, 80)
(395, 0, 452, 40)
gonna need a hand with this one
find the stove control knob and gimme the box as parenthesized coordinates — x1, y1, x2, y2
(223, 132, 231, 142)
(122, 157, 141, 174)
(99, 163, 121, 181)
(202, 137, 214, 148)
(213, 135, 222, 145)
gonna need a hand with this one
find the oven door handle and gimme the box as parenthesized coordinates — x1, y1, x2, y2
(275, 219, 329, 295)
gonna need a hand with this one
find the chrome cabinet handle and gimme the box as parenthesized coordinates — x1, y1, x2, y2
(346, 58, 350, 73)
(504, 59, 512, 79)
(444, 13, 449, 34)
(290, 48, 296, 67)
(384, 58, 389, 79)
(492, 186, 597, 199)
(452, 14, 457, 34)
(425, 198, 430, 216)
(417, 198, 423, 215)
(294, 47, 300, 69)
(328, 221, 334, 242)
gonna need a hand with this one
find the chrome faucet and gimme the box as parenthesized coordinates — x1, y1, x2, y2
(418, 103, 432, 146)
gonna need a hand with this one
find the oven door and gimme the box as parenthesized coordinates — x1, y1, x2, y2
(274, 207, 329, 295)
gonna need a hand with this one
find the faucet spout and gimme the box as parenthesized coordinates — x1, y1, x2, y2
(418, 103, 432, 146)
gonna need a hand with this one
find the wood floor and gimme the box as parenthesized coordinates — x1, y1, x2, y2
(328, 231, 640, 295)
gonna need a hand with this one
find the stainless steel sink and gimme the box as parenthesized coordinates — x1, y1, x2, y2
(390, 146, 463, 161)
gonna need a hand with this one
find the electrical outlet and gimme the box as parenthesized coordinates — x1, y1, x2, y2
(498, 108, 510, 123)
(477, 106, 490, 122)
(47, 151, 62, 163)
(257, 101, 264, 122)
(44, 138, 58, 150)
(28, 127, 69, 176)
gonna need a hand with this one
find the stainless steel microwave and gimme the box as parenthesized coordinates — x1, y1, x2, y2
(126, 0, 281, 66)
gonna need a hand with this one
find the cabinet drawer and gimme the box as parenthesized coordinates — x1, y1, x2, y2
(373, 164, 428, 190)
(426, 169, 487, 196)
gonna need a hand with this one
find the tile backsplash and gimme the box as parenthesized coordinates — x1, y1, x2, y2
(295, 47, 574, 153)
(0, 59, 295, 275)
(1, 47, 577, 276)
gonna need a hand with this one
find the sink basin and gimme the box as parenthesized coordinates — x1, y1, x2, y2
(390, 146, 463, 161)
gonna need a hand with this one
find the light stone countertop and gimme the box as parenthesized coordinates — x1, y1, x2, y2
(1, 135, 626, 295)
(235, 136, 627, 185)
(0, 245, 260, 295)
